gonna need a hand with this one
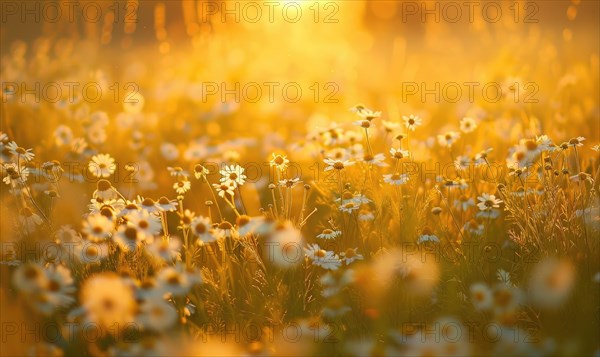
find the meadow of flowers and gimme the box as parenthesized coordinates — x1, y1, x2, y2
(1, 1, 599, 356)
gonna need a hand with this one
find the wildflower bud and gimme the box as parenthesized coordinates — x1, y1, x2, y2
(394, 134, 405, 141)
(544, 165, 552, 171)
(237, 215, 251, 227)
(100, 206, 115, 219)
(344, 183, 351, 190)
(97, 179, 112, 192)
(218, 221, 233, 230)
(268, 184, 276, 190)
(342, 191, 353, 200)
(304, 184, 311, 190)
(205, 200, 213, 206)
(562, 169, 569, 175)
(45, 190, 59, 198)
(554, 170, 559, 176)
(543, 157, 551, 163)
(431, 207, 442, 215)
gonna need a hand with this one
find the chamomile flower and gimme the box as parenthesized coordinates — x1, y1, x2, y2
(305, 244, 342, 270)
(324, 158, 354, 171)
(80, 273, 136, 330)
(477, 193, 503, 211)
(381, 120, 400, 133)
(459, 117, 478, 133)
(74, 242, 109, 264)
(454, 195, 475, 211)
(137, 298, 178, 332)
(528, 258, 575, 309)
(339, 201, 360, 213)
(6, 141, 35, 162)
(567, 136, 585, 147)
(146, 238, 182, 262)
(470, 283, 493, 310)
(340, 248, 363, 265)
(2, 163, 29, 185)
(279, 178, 301, 188)
(389, 148, 410, 160)
(473, 148, 493, 166)
(270, 153, 290, 170)
(383, 173, 409, 185)
(156, 196, 178, 212)
(317, 228, 341, 240)
(437, 131, 461, 148)
(20, 207, 43, 232)
(82, 213, 113, 242)
(160, 142, 179, 161)
(138, 197, 161, 214)
(213, 181, 235, 198)
(167, 166, 189, 179)
(402, 115, 422, 131)
(191, 216, 217, 243)
(114, 226, 144, 251)
(417, 227, 439, 244)
(173, 179, 191, 194)
(220, 164, 246, 187)
(125, 210, 161, 240)
(193, 164, 209, 179)
(54, 125, 73, 146)
(92, 179, 118, 201)
(156, 263, 201, 297)
(362, 153, 389, 167)
(88, 153, 116, 178)
(351, 105, 381, 120)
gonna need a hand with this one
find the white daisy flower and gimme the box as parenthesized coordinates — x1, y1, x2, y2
(160, 142, 179, 161)
(324, 158, 354, 171)
(437, 131, 461, 148)
(146, 238, 182, 262)
(219, 164, 247, 187)
(459, 117, 478, 133)
(340, 248, 363, 265)
(2, 163, 29, 186)
(402, 114, 422, 131)
(114, 226, 144, 251)
(88, 153, 116, 178)
(125, 210, 161, 241)
(54, 125, 73, 146)
(173, 179, 191, 195)
(213, 182, 235, 198)
(156, 196, 178, 212)
(567, 136, 585, 147)
(470, 283, 493, 310)
(362, 153, 389, 167)
(82, 213, 113, 242)
(477, 193, 503, 211)
(270, 153, 290, 170)
(317, 229, 341, 240)
(6, 141, 35, 162)
(191, 216, 217, 243)
(383, 173, 409, 185)
(389, 148, 410, 160)
(137, 298, 178, 332)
